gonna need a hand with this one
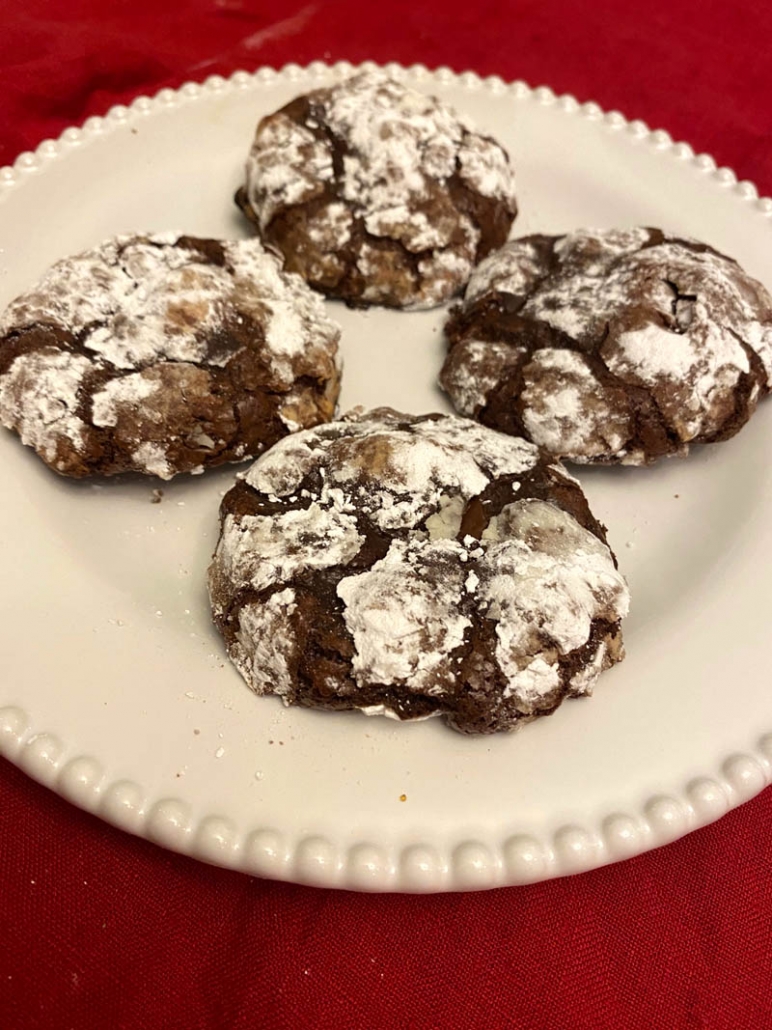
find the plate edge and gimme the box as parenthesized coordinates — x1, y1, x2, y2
(2, 702, 771, 891)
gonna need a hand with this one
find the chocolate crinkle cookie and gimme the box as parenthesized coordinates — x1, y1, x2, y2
(440, 228, 772, 464)
(208, 409, 629, 735)
(236, 70, 517, 310)
(0, 233, 341, 478)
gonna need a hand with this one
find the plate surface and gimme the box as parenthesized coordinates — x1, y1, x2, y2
(1, 63, 772, 892)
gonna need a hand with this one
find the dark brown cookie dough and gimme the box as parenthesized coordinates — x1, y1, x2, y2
(0, 233, 341, 478)
(440, 228, 772, 464)
(236, 70, 518, 310)
(208, 409, 629, 735)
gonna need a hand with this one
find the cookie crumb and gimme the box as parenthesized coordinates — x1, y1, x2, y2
(151, 489, 164, 504)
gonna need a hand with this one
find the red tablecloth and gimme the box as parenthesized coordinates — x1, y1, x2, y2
(2, 2, 772, 1027)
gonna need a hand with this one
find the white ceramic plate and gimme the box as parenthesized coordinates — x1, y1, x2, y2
(2, 63, 772, 893)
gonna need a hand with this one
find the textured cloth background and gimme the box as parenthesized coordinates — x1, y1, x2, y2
(2, 1, 772, 1027)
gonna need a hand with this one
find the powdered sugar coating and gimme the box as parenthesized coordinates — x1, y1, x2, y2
(245, 408, 540, 531)
(132, 441, 172, 479)
(91, 374, 161, 428)
(569, 641, 608, 696)
(441, 338, 526, 417)
(0, 349, 91, 463)
(338, 538, 471, 692)
(213, 505, 363, 600)
(241, 71, 517, 309)
(441, 228, 772, 464)
(245, 115, 333, 229)
(520, 349, 630, 457)
(233, 589, 298, 697)
(465, 241, 544, 303)
(0, 233, 341, 478)
(210, 409, 629, 734)
(480, 500, 628, 704)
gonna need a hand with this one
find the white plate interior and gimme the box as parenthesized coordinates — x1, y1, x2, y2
(1, 65, 771, 891)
